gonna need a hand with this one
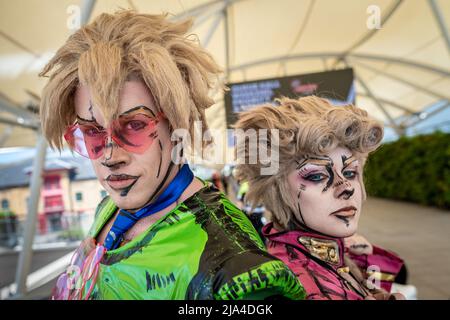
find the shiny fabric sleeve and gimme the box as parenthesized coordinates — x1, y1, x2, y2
(347, 245, 404, 292)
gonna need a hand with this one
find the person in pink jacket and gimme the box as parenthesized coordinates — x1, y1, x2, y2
(234, 96, 405, 300)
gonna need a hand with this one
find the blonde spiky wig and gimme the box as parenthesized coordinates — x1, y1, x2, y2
(39, 10, 222, 150)
(234, 96, 384, 231)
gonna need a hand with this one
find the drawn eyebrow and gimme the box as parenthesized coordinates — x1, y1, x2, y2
(76, 105, 156, 125)
(119, 105, 156, 117)
(76, 115, 97, 123)
(342, 155, 358, 169)
(296, 156, 332, 170)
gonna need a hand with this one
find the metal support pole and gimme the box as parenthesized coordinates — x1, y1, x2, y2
(192, 0, 229, 29)
(0, 116, 38, 130)
(14, 134, 47, 298)
(0, 126, 13, 147)
(0, 95, 37, 123)
(174, 0, 223, 21)
(277, 0, 316, 75)
(202, 12, 223, 48)
(357, 92, 415, 114)
(352, 60, 450, 101)
(331, 0, 403, 68)
(11, 0, 95, 299)
(355, 73, 403, 137)
(408, 101, 450, 127)
(80, 0, 96, 25)
(428, 0, 450, 56)
(229, 52, 450, 78)
(223, 4, 231, 83)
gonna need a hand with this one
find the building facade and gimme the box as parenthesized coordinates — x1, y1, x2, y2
(0, 157, 106, 235)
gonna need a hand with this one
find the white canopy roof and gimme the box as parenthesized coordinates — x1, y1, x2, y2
(1, 0, 449, 148)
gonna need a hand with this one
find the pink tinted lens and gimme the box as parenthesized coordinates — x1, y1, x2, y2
(64, 113, 161, 159)
(64, 124, 107, 159)
(112, 113, 160, 153)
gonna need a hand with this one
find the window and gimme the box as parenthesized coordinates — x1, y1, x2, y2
(44, 176, 61, 190)
(44, 195, 63, 208)
(75, 192, 83, 202)
(1, 199, 9, 209)
(100, 190, 107, 198)
(47, 212, 63, 232)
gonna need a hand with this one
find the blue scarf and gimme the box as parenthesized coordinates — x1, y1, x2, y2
(103, 164, 194, 250)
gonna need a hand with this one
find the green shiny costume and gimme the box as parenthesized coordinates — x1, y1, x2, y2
(85, 184, 305, 300)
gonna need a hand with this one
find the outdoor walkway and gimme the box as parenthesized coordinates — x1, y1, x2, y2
(360, 197, 450, 300)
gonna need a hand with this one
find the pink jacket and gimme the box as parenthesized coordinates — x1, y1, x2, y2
(263, 223, 404, 300)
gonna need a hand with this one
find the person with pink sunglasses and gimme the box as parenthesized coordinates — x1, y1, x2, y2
(40, 10, 304, 300)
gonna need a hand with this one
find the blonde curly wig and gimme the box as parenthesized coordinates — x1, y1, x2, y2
(234, 96, 384, 230)
(39, 10, 222, 149)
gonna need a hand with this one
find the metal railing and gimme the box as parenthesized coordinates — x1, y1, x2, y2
(0, 212, 94, 249)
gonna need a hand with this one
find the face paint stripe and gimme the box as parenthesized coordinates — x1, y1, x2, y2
(119, 105, 156, 117)
(88, 101, 97, 122)
(119, 177, 140, 197)
(296, 156, 332, 170)
(125, 160, 175, 211)
(322, 162, 335, 192)
(156, 140, 162, 179)
(142, 161, 175, 208)
(342, 155, 357, 169)
(334, 180, 344, 187)
(297, 203, 308, 228)
(334, 214, 350, 227)
(297, 184, 306, 199)
(88, 105, 158, 122)
(148, 132, 158, 139)
(76, 115, 97, 123)
(104, 140, 115, 161)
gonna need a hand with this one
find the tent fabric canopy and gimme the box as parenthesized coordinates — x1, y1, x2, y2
(0, 0, 449, 147)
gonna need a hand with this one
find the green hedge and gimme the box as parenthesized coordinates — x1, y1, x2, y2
(364, 131, 450, 210)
